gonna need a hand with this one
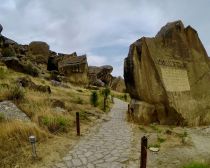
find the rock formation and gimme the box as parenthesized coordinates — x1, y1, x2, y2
(111, 76, 126, 92)
(124, 20, 210, 126)
(48, 52, 89, 85)
(28, 41, 50, 64)
(88, 65, 113, 87)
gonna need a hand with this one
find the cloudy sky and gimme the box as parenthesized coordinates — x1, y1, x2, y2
(0, 0, 210, 76)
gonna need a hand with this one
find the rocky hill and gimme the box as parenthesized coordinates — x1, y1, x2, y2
(0, 24, 125, 91)
(124, 20, 210, 126)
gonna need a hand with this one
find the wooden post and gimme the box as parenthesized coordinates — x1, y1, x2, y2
(140, 136, 148, 168)
(76, 112, 80, 136)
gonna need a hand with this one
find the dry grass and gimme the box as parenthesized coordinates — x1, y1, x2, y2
(0, 121, 48, 167)
(0, 67, 107, 167)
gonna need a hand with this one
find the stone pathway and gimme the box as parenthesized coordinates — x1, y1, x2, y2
(53, 98, 139, 168)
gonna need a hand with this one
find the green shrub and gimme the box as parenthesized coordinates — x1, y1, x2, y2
(2, 47, 16, 57)
(7, 85, 25, 101)
(90, 91, 98, 107)
(102, 87, 111, 99)
(24, 62, 39, 77)
(183, 162, 210, 168)
(41, 115, 70, 133)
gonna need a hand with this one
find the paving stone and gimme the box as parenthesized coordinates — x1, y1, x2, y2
(53, 99, 136, 167)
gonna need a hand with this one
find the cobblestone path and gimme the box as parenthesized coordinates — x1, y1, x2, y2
(53, 98, 139, 168)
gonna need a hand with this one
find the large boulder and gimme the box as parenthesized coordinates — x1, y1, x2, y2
(124, 20, 210, 126)
(58, 54, 89, 85)
(47, 52, 89, 85)
(88, 65, 113, 86)
(28, 41, 50, 64)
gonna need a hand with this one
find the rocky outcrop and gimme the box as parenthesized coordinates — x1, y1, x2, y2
(124, 20, 210, 126)
(0, 101, 30, 121)
(17, 77, 51, 93)
(28, 41, 50, 64)
(88, 65, 113, 87)
(111, 76, 126, 92)
(48, 52, 89, 85)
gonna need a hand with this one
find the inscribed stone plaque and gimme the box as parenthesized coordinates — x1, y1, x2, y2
(160, 66, 190, 92)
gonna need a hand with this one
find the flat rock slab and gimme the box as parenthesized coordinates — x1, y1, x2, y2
(0, 101, 30, 121)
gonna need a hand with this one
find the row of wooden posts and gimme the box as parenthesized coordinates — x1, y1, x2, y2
(75, 104, 148, 168)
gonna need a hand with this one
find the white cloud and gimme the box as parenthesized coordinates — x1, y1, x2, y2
(0, 0, 210, 76)
(87, 55, 107, 66)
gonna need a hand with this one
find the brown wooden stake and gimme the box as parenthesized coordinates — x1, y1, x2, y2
(76, 112, 80, 136)
(140, 136, 148, 168)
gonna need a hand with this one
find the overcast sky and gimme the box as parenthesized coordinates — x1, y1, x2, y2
(0, 0, 210, 76)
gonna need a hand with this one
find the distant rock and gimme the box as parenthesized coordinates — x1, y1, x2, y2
(88, 65, 113, 87)
(111, 76, 126, 92)
(124, 20, 210, 126)
(28, 41, 50, 64)
(48, 52, 89, 85)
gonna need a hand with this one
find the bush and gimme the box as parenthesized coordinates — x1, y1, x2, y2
(7, 85, 25, 101)
(40, 115, 70, 133)
(183, 162, 210, 168)
(102, 87, 111, 99)
(24, 62, 39, 77)
(2, 47, 16, 57)
(90, 91, 98, 107)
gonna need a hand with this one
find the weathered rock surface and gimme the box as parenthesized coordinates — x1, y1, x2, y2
(0, 101, 30, 121)
(88, 65, 113, 87)
(28, 41, 50, 64)
(58, 54, 88, 85)
(124, 20, 210, 126)
(48, 52, 89, 85)
(111, 76, 126, 92)
(17, 77, 51, 93)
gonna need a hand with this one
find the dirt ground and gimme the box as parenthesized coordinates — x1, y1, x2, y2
(129, 123, 210, 168)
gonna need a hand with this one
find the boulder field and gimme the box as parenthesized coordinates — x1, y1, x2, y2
(0, 24, 125, 91)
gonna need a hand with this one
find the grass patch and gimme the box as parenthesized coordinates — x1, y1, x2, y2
(182, 162, 210, 168)
(148, 143, 160, 148)
(150, 124, 162, 133)
(139, 126, 147, 132)
(76, 97, 84, 104)
(157, 135, 166, 143)
(39, 115, 71, 133)
(0, 121, 48, 167)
